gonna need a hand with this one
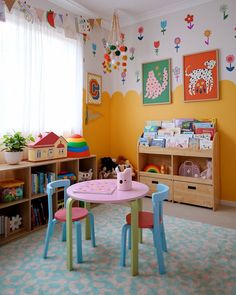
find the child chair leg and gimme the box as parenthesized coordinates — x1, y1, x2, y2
(120, 224, 130, 267)
(76, 222, 83, 263)
(160, 223, 167, 252)
(128, 226, 131, 250)
(43, 220, 56, 258)
(153, 229, 166, 274)
(88, 212, 96, 247)
(62, 222, 66, 242)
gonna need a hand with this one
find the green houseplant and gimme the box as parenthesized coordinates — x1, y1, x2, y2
(1, 132, 34, 164)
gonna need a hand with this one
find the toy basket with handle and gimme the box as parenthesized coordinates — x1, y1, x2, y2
(179, 161, 200, 178)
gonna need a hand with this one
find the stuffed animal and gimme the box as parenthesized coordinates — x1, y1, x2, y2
(78, 168, 93, 182)
(116, 155, 136, 178)
(99, 157, 117, 179)
(200, 160, 212, 179)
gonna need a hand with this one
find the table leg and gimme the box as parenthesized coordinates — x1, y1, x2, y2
(85, 202, 91, 240)
(137, 198, 143, 244)
(66, 197, 74, 271)
(131, 199, 139, 276)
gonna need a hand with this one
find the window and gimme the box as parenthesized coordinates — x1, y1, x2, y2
(0, 9, 83, 137)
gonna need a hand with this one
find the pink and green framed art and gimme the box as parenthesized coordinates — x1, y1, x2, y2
(142, 59, 171, 105)
(87, 72, 102, 105)
(183, 49, 219, 102)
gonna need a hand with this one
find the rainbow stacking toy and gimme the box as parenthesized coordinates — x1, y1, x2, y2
(143, 164, 160, 173)
(67, 134, 90, 158)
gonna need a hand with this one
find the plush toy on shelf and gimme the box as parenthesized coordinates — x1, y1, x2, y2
(115, 155, 136, 178)
(99, 157, 117, 179)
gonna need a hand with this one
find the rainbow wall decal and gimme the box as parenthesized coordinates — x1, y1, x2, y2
(67, 134, 90, 158)
(144, 164, 160, 173)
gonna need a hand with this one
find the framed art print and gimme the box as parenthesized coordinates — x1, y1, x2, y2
(142, 59, 171, 105)
(87, 72, 102, 105)
(183, 49, 219, 102)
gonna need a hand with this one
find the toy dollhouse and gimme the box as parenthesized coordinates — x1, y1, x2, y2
(28, 132, 67, 161)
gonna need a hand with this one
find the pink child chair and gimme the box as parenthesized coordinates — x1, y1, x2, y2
(43, 179, 96, 263)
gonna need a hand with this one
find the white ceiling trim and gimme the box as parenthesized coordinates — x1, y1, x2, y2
(48, 0, 213, 28)
(123, 0, 213, 27)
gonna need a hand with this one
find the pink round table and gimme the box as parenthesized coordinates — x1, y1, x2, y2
(66, 179, 149, 276)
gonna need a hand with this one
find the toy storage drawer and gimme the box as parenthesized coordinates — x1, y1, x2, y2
(139, 176, 172, 201)
(173, 181, 213, 208)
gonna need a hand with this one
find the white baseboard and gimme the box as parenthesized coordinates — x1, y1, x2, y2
(220, 200, 236, 207)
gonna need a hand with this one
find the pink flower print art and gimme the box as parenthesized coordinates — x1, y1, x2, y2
(142, 59, 171, 105)
(174, 37, 181, 52)
(145, 69, 168, 99)
(226, 55, 235, 72)
(153, 41, 160, 55)
(184, 14, 194, 29)
(204, 29, 212, 45)
(138, 26, 144, 40)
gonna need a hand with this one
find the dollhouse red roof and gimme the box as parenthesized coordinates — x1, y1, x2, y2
(28, 132, 65, 148)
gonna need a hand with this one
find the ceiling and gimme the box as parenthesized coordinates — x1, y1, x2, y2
(49, 0, 212, 27)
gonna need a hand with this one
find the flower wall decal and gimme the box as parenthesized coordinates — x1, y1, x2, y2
(160, 20, 167, 35)
(204, 29, 212, 45)
(219, 4, 229, 20)
(129, 47, 135, 60)
(184, 14, 194, 29)
(174, 37, 181, 52)
(153, 41, 160, 55)
(138, 26, 144, 40)
(226, 54, 235, 72)
(92, 43, 97, 56)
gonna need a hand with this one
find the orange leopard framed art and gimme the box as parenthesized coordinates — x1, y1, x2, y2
(183, 49, 219, 102)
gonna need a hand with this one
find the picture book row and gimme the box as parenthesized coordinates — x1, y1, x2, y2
(31, 201, 48, 229)
(0, 214, 22, 238)
(139, 118, 216, 150)
(31, 171, 76, 195)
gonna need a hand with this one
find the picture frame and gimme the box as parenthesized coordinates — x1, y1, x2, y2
(183, 49, 219, 102)
(142, 59, 171, 105)
(87, 72, 102, 105)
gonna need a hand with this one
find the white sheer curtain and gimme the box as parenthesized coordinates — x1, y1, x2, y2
(0, 9, 83, 138)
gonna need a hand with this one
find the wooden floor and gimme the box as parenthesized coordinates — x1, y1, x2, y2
(142, 197, 236, 229)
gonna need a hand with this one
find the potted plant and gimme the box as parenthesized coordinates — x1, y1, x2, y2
(1, 132, 34, 164)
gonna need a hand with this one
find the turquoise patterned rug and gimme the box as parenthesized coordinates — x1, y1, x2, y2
(0, 204, 235, 295)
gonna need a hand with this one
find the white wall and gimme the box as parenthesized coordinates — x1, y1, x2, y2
(85, 0, 236, 94)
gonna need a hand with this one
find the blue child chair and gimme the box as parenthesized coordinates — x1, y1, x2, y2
(43, 179, 96, 263)
(120, 183, 169, 274)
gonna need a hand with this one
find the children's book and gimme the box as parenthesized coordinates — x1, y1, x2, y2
(74, 180, 117, 194)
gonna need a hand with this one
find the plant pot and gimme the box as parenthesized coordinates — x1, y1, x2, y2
(4, 151, 23, 165)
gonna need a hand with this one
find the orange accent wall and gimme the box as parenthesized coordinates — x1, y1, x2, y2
(83, 89, 111, 160)
(108, 81, 236, 202)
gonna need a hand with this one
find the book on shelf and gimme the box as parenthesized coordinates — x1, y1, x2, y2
(31, 172, 56, 194)
(0, 215, 10, 238)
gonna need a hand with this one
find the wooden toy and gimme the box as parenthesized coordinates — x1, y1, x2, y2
(66, 134, 90, 158)
(28, 132, 67, 161)
(143, 164, 161, 173)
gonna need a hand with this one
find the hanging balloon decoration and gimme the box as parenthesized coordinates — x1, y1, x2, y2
(102, 11, 128, 84)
